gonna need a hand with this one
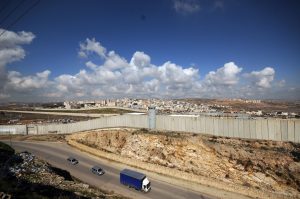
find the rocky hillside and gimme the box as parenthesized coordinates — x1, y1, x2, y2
(70, 128, 300, 199)
(0, 142, 129, 199)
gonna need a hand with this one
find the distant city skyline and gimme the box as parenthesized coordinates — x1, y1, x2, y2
(0, 0, 299, 102)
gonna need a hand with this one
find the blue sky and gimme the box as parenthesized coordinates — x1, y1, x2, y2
(0, 0, 299, 101)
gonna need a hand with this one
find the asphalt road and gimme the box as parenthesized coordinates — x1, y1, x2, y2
(7, 141, 215, 199)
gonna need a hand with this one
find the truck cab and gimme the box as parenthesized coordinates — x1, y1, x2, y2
(142, 176, 151, 192)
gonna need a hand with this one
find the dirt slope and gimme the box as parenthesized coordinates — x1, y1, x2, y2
(68, 129, 300, 199)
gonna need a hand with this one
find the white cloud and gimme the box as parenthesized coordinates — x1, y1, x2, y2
(143, 79, 160, 93)
(103, 51, 129, 70)
(0, 29, 35, 68)
(0, 29, 35, 48)
(78, 38, 106, 58)
(204, 62, 242, 86)
(173, 0, 200, 14)
(158, 61, 199, 85)
(5, 70, 51, 91)
(0, 29, 35, 73)
(0, 47, 25, 67)
(247, 67, 275, 88)
(52, 39, 203, 99)
(45, 39, 297, 100)
(130, 51, 151, 68)
(85, 61, 98, 70)
(1, 35, 298, 101)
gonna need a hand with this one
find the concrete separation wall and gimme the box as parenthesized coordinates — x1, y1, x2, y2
(0, 125, 27, 135)
(0, 114, 299, 143)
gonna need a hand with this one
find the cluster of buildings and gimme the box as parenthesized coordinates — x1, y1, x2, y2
(63, 100, 117, 109)
(62, 99, 299, 119)
(63, 99, 229, 114)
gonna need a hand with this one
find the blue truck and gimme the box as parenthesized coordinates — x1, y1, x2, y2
(120, 169, 151, 192)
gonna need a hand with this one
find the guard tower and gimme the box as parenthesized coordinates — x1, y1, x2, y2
(148, 106, 156, 129)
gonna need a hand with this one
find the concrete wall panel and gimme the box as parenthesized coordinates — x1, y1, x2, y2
(295, 120, 300, 143)
(192, 117, 198, 133)
(267, 119, 275, 140)
(228, 118, 234, 137)
(243, 119, 250, 139)
(185, 117, 191, 132)
(273, 119, 281, 141)
(218, 118, 224, 137)
(281, 120, 288, 141)
(223, 117, 229, 137)
(233, 119, 239, 138)
(168, 117, 174, 131)
(168, 116, 173, 130)
(180, 117, 186, 131)
(156, 115, 163, 130)
(288, 120, 295, 142)
(160, 116, 166, 130)
(200, 117, 205, 133)
(206, 117, 213, 134)
(261, 120, 268, 140)
(203, 117, 208, 134)
(249, 120, 256, 139)
(0, 125, 26, 135)
(255, 119, 262, 139)
(213, 118, 219, 136)
(238, 119, 244, 138)
(174, 117, 180, 131)
(195, 117, 200, 133)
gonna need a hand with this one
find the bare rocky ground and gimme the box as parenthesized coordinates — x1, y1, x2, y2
(68, 128, 300, 199)
(0, 111, 89, 125)
(0, 142, 130, 199)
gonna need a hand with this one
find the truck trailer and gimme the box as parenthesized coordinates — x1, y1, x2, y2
(120, 169, 151, 192)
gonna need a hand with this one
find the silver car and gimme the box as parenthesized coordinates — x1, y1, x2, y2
(67, 157, 79, 165)
(91, 166, 105, 175)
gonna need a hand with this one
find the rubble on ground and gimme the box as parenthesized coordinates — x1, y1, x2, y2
(0, 192, 11, 199)
(0, 147, 129, 199)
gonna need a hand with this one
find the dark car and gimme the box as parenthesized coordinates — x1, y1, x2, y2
(91, 166, 105, 175)
(67, 157, 78, 165)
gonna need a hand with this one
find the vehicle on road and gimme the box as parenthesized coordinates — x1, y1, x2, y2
(67, 157, 78, 165)
(91, 166, 105, 175)
(120, 169, 151, 192)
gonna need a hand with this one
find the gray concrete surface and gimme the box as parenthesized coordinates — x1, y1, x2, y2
(7, 141, 214, 199)
(1, 114, 299, 143)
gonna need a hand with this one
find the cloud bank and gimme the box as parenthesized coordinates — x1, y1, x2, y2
(0, 29, 299, 101)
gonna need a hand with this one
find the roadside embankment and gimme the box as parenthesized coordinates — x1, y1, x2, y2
(66, 128, 300, 199)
